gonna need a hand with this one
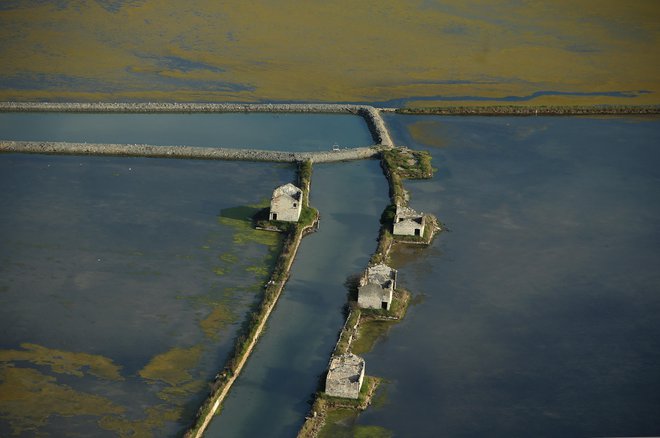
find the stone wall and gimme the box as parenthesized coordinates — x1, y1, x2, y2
(0, 140, 379, 163)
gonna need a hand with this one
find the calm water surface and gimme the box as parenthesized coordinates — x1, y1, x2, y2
(0, 113, 373, 150)
(0, 112, 373, 436)
(205, 159, 389, 437)
(0, 154, 293, 436)
(342, 115, 660, 437)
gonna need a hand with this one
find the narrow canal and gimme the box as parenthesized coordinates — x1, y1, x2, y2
(205, 159, 389, 437)
(0, 113, 372, 150)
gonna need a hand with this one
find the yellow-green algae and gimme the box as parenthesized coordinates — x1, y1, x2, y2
(0, 364, 124, 436)
(218, 216, 280, 247)
(0, 343, 123, 381)
(138, 345, 203, 387)
(98, 405, 181, 438)
(320, 407, 393, 438)
(245, 264, 271, 278)
(219, 252, 238, 264)
(156, 379, 207, 404)
(199, 305, 237, 340)
(408, 120, 451, 148)
(0, 1, 658, 105)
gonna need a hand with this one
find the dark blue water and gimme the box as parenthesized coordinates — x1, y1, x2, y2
(345, 115, 660, 437)
(0, 113, 373, 150)
(0, 154, 294, 436)
(205, 159, 390, 437)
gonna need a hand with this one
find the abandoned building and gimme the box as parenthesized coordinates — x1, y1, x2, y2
(392, 204, 426, 237)
(269, 183, 303, 222)
(325, 353, 365, 399)
(357, 263, 397, 311)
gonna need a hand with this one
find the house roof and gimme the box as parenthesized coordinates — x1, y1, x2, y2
(272, 183, 302, 201)
(395, 204, 423, 220)
(363, 263, 396, 288)
(327, 354, 365, 383)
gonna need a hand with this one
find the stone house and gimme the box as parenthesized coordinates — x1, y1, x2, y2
(325, 353, 365, 399)
(357, 263, 397, 311)
(269, 183, 303, 222)
(392, 205, 425, 237)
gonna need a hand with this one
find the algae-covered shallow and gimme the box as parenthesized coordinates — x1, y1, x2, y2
(0, 1, 658, 106)
(352, 115, 660, 437)
(0, 153, 292, 436)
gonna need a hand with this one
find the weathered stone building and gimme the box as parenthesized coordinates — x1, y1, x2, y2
(392, 205, 425, 237)
(325, 353, 365, 399)
(269, 183, 303, 222)
(357, 263, 397, 311)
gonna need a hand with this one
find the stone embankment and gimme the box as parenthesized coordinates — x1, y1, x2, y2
(0, 102, 393, 147)
(0, 141, 379, 163)
(397, 105, 660, 116)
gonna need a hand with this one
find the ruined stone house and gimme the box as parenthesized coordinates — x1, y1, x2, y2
(392, 204, 425, 237)
(269, 183, 303, 222)
(357, 263, 397, 311)
(325, 353, 365, 399)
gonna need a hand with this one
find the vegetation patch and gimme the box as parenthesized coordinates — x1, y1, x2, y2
(98, 404, 181, 438)
(352, 290, 411, 355)
(0, 343, 124, 381)
(397, 105, 660, 116)
(299, 377, 382, 438)
(156, 379, 207, 404)
(199, 305, 236, 340)
(381, 148, 433, 180)
(0, 364, 124, 436)
(334, 308, 361, 356)
(139, 345, 203, 387)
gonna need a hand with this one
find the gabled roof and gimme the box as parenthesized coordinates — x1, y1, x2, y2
(272, 183, 302, 201)
(327, 354, 365, 383)
(361, 263, 396, 288)
(395, 204, 423, 220)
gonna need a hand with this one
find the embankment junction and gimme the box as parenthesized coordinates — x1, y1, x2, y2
(0, 102, 394, 157)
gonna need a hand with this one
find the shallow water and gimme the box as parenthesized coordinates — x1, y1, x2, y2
(340, 115, 660, 437)
(205, 159, 389, 437)
(0, 154, 291, 437)
(0, 113, 373, 150)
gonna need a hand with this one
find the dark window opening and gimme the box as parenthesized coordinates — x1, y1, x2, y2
(272, 213, 278, 220)
(414, 228, 421, 236)
(381, 301, 388, 310)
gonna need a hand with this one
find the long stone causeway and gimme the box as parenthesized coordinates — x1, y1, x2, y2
(0, 140, 380, 163)
(0, 103, 395, 161)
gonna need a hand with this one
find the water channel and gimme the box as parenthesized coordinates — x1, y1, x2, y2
(329, 115, 660, 437)
(205, 159, 389, 437)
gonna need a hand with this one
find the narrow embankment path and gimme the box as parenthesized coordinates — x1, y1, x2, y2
(191, 221, 314, 438)
(0, 141, 379, 163)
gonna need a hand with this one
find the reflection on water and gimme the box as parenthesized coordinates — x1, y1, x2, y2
(0, 154, 292, 436)
(346, 115, 660, 437)
(205, 159, 389, 438)
(0, 113, 373, 150)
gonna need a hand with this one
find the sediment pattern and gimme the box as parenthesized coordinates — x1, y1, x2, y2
(0, 140, 379, 163)
(0, 102, 393, 147)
